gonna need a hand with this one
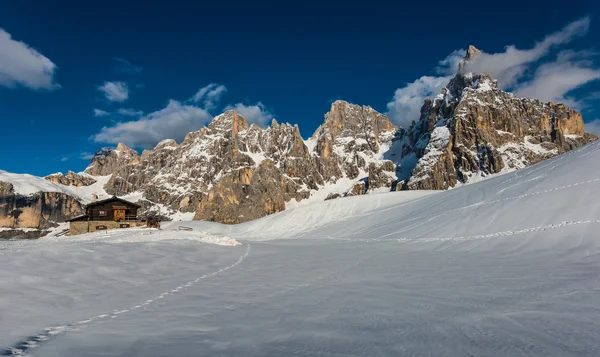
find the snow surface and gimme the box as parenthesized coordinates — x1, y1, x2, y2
(0, 170, 111, 203)
(2, 141, 600, 356)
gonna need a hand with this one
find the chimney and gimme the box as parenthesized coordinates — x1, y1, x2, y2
(92, 193, 98, 202)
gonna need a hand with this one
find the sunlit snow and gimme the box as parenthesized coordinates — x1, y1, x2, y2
(2, 141, 600, 356)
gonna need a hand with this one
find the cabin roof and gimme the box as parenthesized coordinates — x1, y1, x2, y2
(67, 214, 89, 222)
(85, 196, 142, 209)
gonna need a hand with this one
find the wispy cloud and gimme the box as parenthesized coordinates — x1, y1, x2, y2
(465, 17, 590, 88)
(514, 50, 600, 108)
(79, 152, 94, 160)
(584, 119, 600, 137)
(191, 83, 227, 110)
(94, 108, 110, 117)
(117, 108, 144, 117)
(386, 16, 598, 127)
(93, 100, 212, 148)
(97, 81, 129, 102)
(225, 102, 274, 127)
(60, 157, 69, 162)
(386, 75, 455, 129)
(0, 28, 59, 90)
(114, 57, 142, 74)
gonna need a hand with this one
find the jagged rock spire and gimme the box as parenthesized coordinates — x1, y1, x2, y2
(459, 45, 482, 74)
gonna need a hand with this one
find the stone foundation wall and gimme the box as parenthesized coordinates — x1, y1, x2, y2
(69, 220, 146, 236)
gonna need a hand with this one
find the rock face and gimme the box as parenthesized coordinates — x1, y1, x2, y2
(392, 46, 597, 191)
(310, 101, 398, 191)
(45, 171, 96, 187)
(194, 160, 286, 224)
(85, 143, 140, 176)
(0, 189, 83, 229)
(87, 103, 398, 223)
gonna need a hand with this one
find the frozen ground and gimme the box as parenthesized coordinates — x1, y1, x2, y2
(1, 141, 600, 356)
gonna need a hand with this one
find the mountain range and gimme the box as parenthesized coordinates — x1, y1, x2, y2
(0, 46, 597, 234)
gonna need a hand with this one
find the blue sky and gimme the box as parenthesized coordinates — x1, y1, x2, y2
(1, 0, 600, 176)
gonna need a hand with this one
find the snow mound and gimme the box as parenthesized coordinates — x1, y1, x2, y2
(52, 228, 241, 246)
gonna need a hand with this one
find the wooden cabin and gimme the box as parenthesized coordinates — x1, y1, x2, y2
(68, 196, 146, 235)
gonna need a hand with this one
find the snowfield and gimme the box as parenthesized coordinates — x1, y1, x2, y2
(2, 141, 600, 356)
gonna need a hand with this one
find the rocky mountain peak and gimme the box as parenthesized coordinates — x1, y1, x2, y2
(153, 139, 178, 151)
(208, 110, 249, 134)
(459, 45, 482, 74)
(313, 100, 396, 141)
(45, 171, 97, 187)
(397, 47, 596, 191)
(465, 45, 481, 61)
(85, 144, 140, 176)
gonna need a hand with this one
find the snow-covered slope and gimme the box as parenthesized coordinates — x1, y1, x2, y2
(1, 141, 600, 356)
(0, 170, 111, 204)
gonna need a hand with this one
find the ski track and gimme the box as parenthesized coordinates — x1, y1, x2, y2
(397, 219, 600, 243)
(315, 175, 600, 244)
(368, 176, 600, 242)
(497, 141, 600, 192)
(0, 243, 251, 357)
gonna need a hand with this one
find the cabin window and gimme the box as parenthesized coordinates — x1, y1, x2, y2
(96, 225, 107, 230)
(120, 224, 130, 228)
(99, 210, 107, 216)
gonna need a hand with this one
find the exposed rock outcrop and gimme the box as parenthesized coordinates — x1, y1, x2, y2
(84, 143, 140, 176)
(88, 103, 398, 223)
(45, 171, 97, 187)
(0, 191, 83, 229)
(392, 46, 597, 191)
(194, 160, 286, 224)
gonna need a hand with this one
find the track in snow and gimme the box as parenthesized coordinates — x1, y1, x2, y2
(0, 243, 251, 357)
(396, 219, 600, 243)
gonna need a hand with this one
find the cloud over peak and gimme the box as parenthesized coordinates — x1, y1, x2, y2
(0, 29, 59, 90)
(93, 100, 212, 148)
(464, 16, 591, 89)
(98, 81, 129, 102)
(225, 102, 274, 127)
(386, 16, 598, 128)
(191, 83, 227, 109)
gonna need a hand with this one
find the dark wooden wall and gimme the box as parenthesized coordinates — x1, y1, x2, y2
(86, 201, 139, 221)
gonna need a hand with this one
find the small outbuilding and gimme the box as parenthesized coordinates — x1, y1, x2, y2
(68, 196, 146, 235)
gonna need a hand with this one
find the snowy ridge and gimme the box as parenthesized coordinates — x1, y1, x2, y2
(0, 170, 111, 203)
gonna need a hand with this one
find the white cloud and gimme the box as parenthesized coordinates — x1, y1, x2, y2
(225, 102, 273, 127)
(117, 108, 144, 116)
(191, 83, 227, 109)
(385, 16, 597, 127)
(97, 81, 129, 102)
(93, 100, 212, 148)
(435, 49, 467, 76)
(94, 108, 110, 117)
(0, 28, 59, 90)
(79, 152, 94, 160)
(60, 157, 69, 162)
(514, 50, 600, 107)
(465, 17, 590, 88)
(386, 76, 452, 128)
(585, 119, 600, 137)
